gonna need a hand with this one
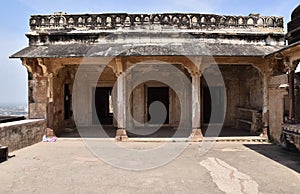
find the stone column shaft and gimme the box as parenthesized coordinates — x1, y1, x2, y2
(190, 74, 203, 141)
(261, 72, 270, 138)
(192, 75, 201, 129)
(289, 68, 295, 120)
(115, 73, 128, 141)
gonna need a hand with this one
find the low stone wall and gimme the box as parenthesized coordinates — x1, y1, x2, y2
(0, 119, 46, 152)
(282, 123, 300, 151)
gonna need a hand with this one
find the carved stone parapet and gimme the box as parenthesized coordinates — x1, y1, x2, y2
(29, 13, 284, 32)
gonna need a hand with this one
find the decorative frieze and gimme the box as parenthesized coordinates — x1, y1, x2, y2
(29, 13, 284, 31)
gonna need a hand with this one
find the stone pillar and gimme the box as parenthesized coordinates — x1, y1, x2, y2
(261, 71, 270, 138)
(22, 58, 47, 120)
(46, 73, 54, 129)
(28, 74, 48, 119)
(288, 66, 296, 121)
(190, 73, 203, 141)
(114, 62, 128, 141)
(126, 73, 134, 130)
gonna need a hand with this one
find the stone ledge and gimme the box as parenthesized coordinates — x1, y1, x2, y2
(0, 119, 46, 152)
(0, 119, 44, 128)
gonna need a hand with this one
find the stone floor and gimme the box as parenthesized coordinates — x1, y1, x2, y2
(0, 140, 299, 193)
(60, 125, 256, 138)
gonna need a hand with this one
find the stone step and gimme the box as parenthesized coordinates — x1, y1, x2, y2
(128, 136, 268, 142)
(59, 136, 268, 143)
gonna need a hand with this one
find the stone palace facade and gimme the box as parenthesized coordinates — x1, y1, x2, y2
(10, 8, 300, 145)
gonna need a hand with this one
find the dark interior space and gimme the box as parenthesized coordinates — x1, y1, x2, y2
(203, 86, 225, 124)
(92, 87, 113, 125)
(147, 87, 169, 124)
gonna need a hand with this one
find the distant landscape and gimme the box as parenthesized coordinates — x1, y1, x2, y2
(0, 103, 28, 116)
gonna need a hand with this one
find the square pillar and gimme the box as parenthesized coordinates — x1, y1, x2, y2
(115, 73, 128, 141)
(190, 73, 203, 141)
(284, 59, 298, 124)
(288, 67, 296, 121)
(261, 71, 270, 138)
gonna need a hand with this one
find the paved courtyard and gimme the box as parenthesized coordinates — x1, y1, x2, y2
(0, 140, 299, 194)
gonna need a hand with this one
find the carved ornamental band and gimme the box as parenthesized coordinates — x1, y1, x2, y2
(30, 13, 284, 31)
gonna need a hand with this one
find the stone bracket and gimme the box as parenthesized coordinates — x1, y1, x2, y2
(109, 57, 124, 77)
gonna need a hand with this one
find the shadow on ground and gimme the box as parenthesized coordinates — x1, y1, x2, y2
(244, 144, 300, 173)
(60, 126, 259, 138)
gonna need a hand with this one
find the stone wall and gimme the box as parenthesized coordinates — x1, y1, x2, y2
(28, 74, 48, 119)
(268, 74, 288, 143)
(217, 65, 263, 126)
(52, 66, 76, 134)
(0, 119, 46, 152)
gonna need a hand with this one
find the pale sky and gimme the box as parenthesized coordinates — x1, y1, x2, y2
(0, 0, 299, 104)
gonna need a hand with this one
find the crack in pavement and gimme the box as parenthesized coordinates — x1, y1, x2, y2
(200, 157, 261, 194)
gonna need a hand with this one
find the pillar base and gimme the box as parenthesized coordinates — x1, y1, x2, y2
(115, 129, 128, 141)
(260, 126, 269, 139)
(189, 128, 203, 142)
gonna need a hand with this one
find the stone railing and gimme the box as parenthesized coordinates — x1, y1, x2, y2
(281, 123, 300, 151)
(29, 13, 284, 31)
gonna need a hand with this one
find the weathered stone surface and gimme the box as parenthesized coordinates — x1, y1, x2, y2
(269, 89, 288, 143)
(115, 129, 128, 141)
(189, 128, 203, 141)
(28, 13, 284, 32)
(29, 103, 47, 119)
(8, 11, 290, 142)
(281, 123, 300, 151)
(10, 12, 285, 59)
(11, 43, 284, 58)
(0, 119, 46, 151)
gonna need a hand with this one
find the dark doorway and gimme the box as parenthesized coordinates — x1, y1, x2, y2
(147, 87, 169, 124)
(92, 87, 113, 125)
(64, 84, 71, 119)
(203, 86, 225, 123)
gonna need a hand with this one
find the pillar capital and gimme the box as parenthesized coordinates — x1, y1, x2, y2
(21, 58, 33, 73)
(109, 57, 124, 77)
(21, 58, 63, 78)
(284, 57, 298, 72)
(189, 69, 202, 77)
(37, 58, 48, 76)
